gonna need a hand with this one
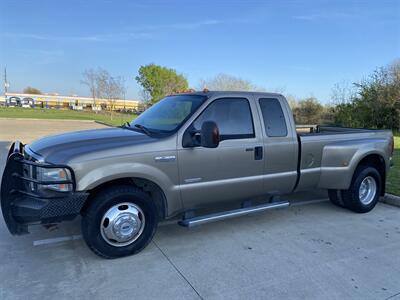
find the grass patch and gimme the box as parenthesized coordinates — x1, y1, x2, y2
(387, 133, 400, 196)
(0, 107, 136, 126)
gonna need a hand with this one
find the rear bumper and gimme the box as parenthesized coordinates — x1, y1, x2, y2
(0, 142, 88, 235)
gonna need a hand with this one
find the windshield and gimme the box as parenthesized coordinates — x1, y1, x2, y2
(131, 95, 207, 133)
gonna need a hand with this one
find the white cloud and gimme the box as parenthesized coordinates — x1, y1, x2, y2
(165, 19, 223, 30)
(292, 12, 358, 22)
(1, 31, 153, 43)
(1, 18, 225, 43)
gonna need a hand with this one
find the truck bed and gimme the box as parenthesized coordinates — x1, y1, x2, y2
(294, 125, 392, 192)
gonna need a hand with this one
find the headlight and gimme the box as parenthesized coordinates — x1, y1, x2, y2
(37, 167, 72, 192)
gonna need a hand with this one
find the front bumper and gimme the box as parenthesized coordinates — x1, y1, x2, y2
(0, 141, 88, 235)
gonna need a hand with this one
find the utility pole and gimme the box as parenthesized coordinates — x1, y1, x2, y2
(4, 67, 9, 106)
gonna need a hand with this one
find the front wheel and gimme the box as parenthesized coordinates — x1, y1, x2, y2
(340, 165, 382, 213)
(82, 186, 158, 259)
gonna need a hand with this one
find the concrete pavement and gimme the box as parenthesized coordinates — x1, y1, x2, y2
(0, 118, 399, 300)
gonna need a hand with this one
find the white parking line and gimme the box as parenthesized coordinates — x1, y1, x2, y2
(33, 235, 82, 246)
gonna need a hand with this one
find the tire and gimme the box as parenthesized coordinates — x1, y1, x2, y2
(328, 189, 346, 208)
(340, 165, 382, 213)
(82, 185, 158, 259)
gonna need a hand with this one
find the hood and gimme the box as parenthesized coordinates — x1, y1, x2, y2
(28, 127, 155, 163)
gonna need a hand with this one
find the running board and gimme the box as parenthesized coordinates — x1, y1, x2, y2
(178, 201, 290, 228)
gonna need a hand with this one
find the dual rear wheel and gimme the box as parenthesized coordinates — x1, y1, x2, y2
(328, 165, 382, 213)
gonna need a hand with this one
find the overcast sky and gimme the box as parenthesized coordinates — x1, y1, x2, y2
(1, 0, 399, 102)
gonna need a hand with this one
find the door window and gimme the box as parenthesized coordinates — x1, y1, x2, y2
(193, 98, 255, 140)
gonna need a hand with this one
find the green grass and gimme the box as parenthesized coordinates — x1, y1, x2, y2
(0, 107, 136, 126)
(387, 133, 400, 196)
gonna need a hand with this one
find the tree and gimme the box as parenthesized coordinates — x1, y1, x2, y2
(135, 64, 188, 104)
(293, 97, 324, 124)
(330, 80, 357, 105)
(139, 89, 151, 108)
(96, 69, 126, 119)
(199, 73, 264, 91)
(81, 68, 99, 108)
(333, 60, 400, 130)
(23, 86, 41, 94)
(81, 68, 126, 118)
(285, 94, 298, 110)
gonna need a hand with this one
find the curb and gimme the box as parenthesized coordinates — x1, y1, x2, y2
(380, 193, 400, 208)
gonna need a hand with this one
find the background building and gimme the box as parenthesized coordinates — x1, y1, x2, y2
(1, 92, 142, 112)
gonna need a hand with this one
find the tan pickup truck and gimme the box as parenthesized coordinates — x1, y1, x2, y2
(1, 91, 394, 258)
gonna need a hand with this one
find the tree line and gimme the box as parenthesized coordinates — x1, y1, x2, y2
(292, 60, 399, 130)
(332, 60, 400, 130)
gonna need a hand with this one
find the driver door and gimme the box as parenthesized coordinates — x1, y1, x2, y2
(177, 96, 265, 209)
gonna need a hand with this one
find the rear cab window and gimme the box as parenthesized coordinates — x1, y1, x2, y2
(258, 98, 288, 137)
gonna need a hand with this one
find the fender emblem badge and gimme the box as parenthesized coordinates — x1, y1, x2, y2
(154, 155, 176, 162)
(184, 177, 202, 183)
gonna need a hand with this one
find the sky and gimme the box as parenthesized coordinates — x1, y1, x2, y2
(0, 0, 399, 103)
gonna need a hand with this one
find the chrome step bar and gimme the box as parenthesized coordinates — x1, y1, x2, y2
(178, 201, 290, 228)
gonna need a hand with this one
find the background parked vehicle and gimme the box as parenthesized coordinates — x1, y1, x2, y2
(6, 96, 21, 107)
(21, 97, 34, 108)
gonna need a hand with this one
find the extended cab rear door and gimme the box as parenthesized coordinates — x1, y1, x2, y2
(254, 95, 298, 194)
(177, 95, 265, 208)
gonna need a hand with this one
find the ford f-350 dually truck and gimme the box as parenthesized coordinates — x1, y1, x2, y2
(1, 91, 394, 258)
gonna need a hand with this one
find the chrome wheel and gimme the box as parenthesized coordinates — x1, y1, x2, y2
(100, 202, 145, 247)
(358, 176, 377, 205)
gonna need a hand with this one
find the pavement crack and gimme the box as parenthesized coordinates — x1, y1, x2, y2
(153, 240, 203, 300)
(385, 291, 400, 300)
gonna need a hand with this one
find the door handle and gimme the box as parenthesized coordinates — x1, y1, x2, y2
(254, 146, 263, 160)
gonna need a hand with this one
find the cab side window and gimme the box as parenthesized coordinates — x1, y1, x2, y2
(193, 98, 255, 140)
(259, 98, 288, 137)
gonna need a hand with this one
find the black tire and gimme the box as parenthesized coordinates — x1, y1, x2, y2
(82, 185, 158, 259)
(328, 189, 346, 208)
(341, 165, 382, 213)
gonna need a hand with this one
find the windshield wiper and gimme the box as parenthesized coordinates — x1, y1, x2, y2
(119, 122, 133, 129)
(120, 122, 161, 136)
(134, 124, 153, 136)
(118, 122, 130, 128)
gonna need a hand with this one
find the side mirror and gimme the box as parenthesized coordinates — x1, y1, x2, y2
(201, 121, 220, 148)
